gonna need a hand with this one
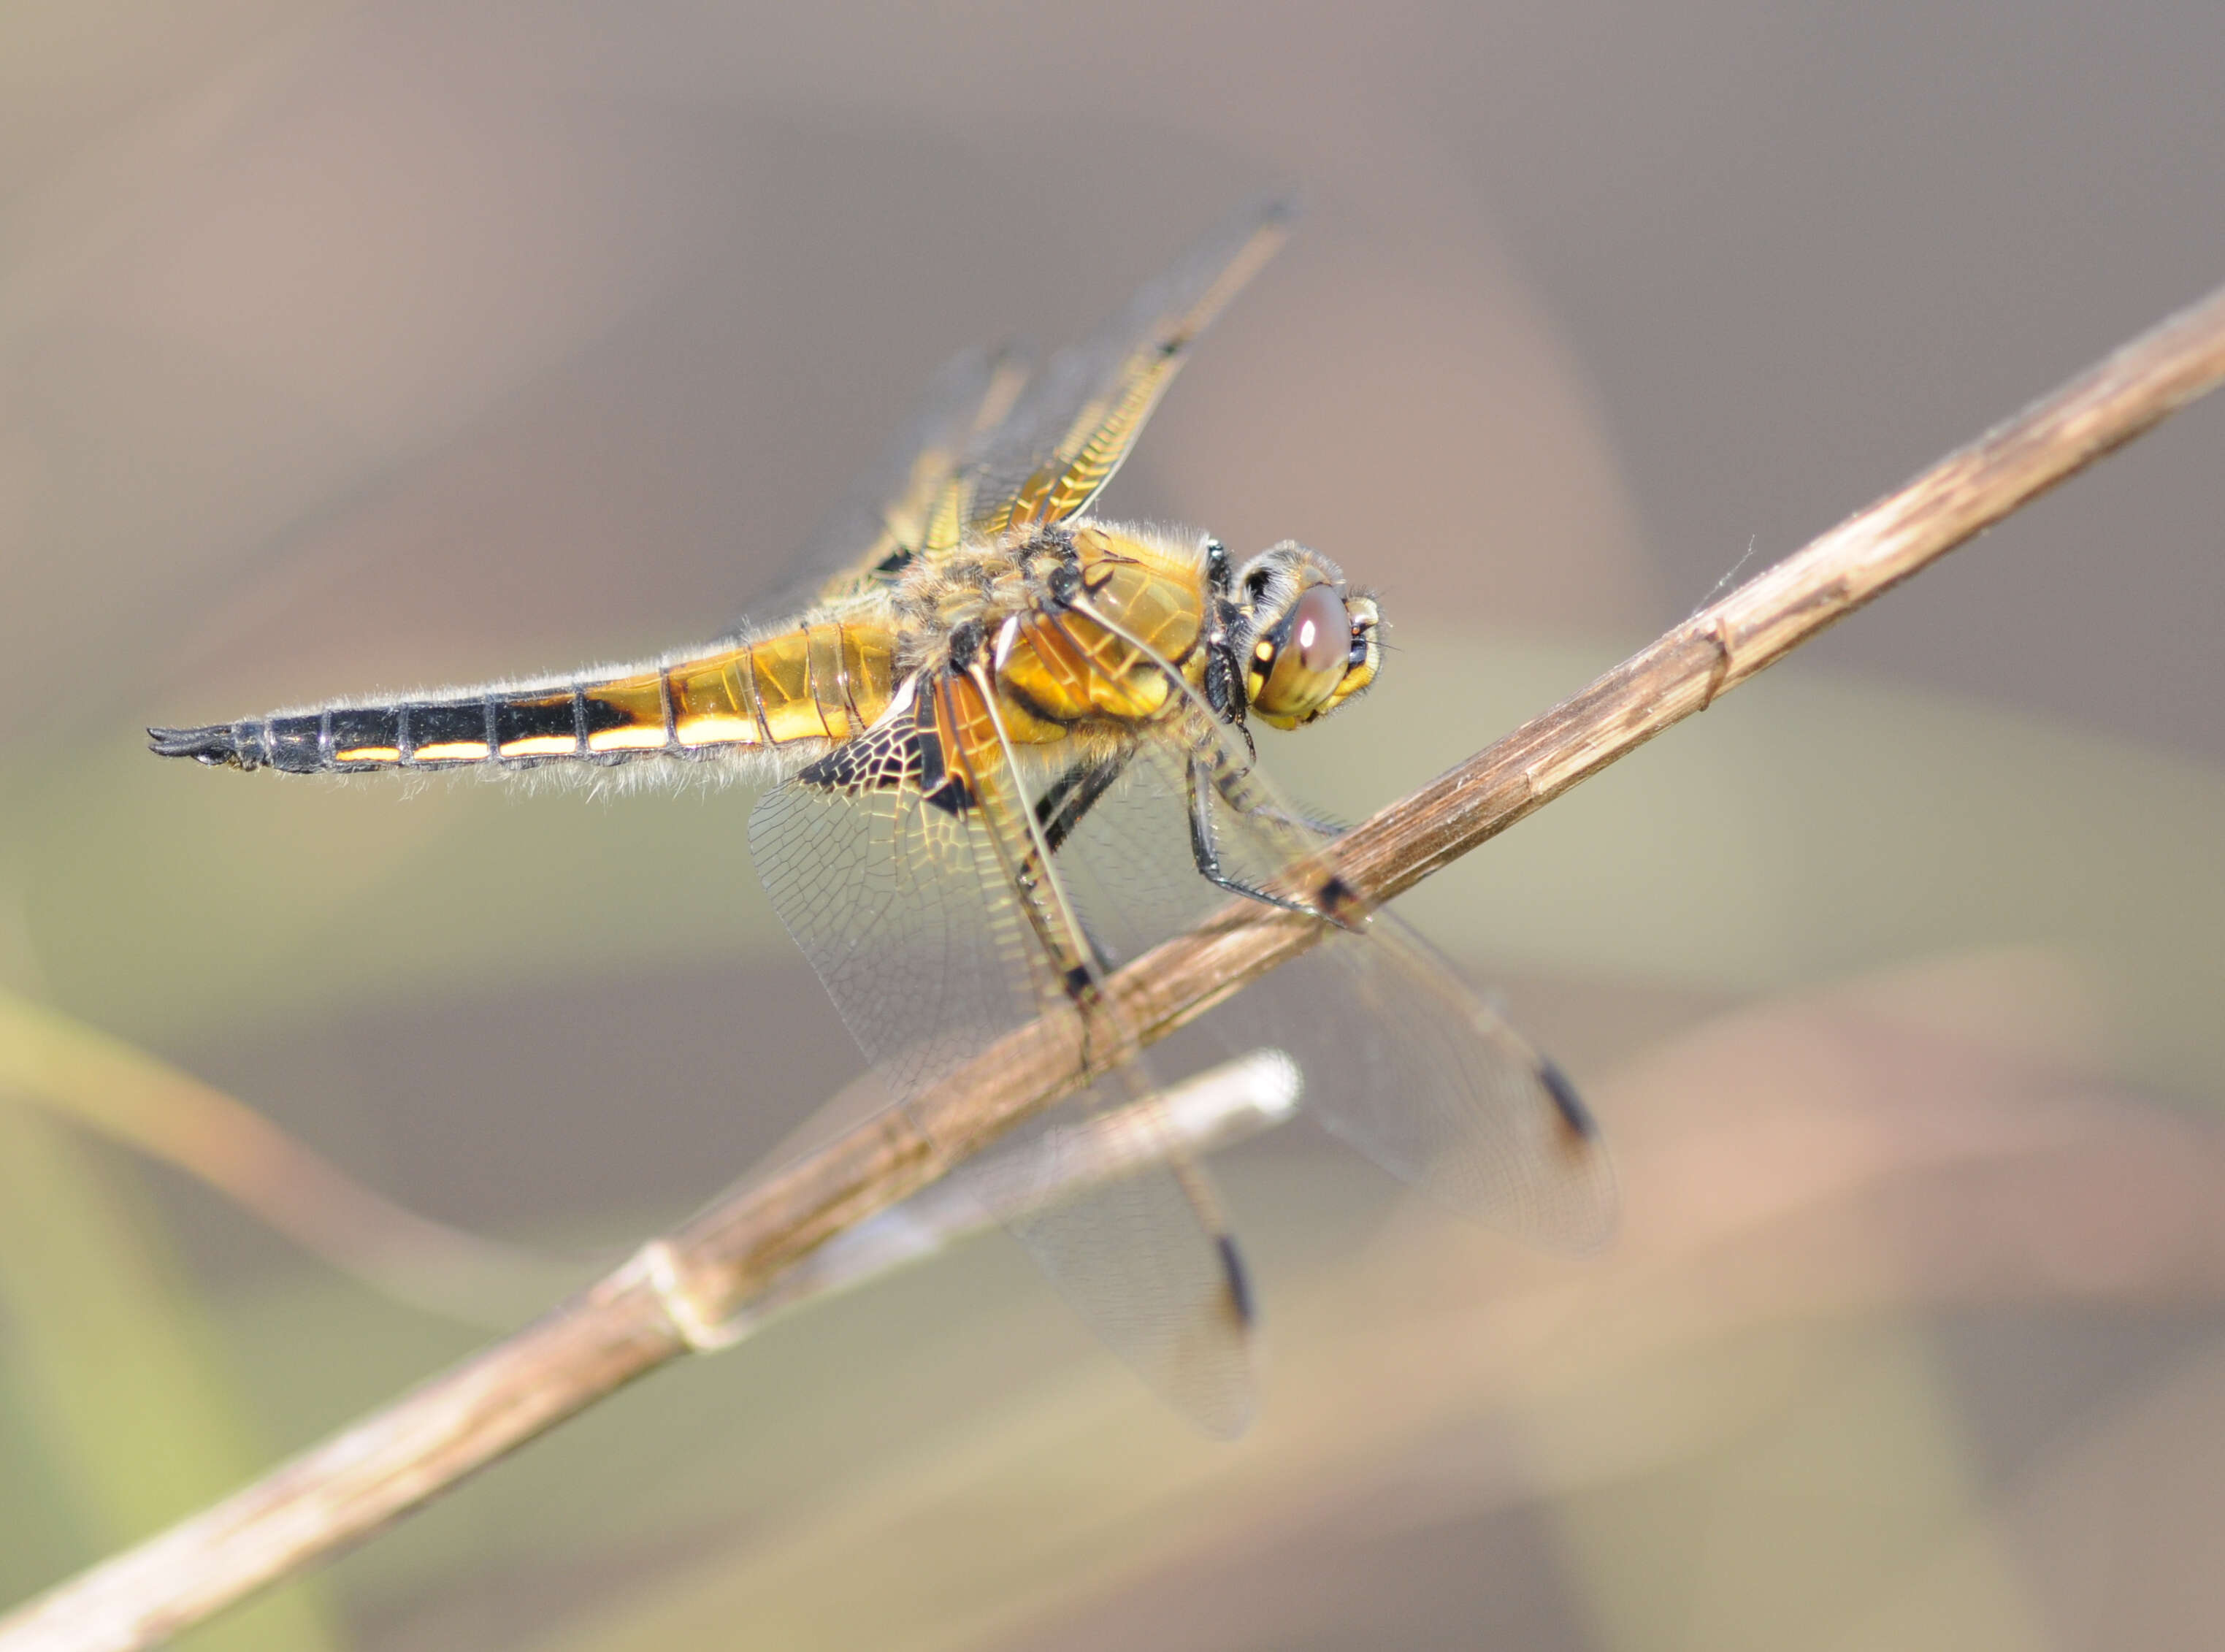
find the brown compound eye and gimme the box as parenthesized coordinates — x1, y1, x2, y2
(1252, 582, 1354, 723)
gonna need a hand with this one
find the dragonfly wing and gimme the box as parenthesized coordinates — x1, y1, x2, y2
(743, 343, 1030, 624)
(739, 192, 1291, 619)
(1263, 916, 1618, 1252)
(746, 689, 1255, 1434)
(994, 1086, 1255, 1434)
(946, 192, 1298, 543)
(1046, 718, 1619, 1255)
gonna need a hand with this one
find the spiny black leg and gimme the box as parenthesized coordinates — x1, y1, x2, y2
(1253, 796, 1346, 840)
(1188, 757, 1370, 929)
(1201, 643, 1256, 755)
(1035, 755, 1128, 856)
(1185, 757, 1335, 919)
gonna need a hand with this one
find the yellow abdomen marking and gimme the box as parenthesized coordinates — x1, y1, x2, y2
(583, 676, 669, 752)
(668, 652, 765, 747)
(566, 622, 900, 758)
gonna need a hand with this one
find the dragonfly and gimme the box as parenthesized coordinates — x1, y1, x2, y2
(150, 194, 1615, 1434)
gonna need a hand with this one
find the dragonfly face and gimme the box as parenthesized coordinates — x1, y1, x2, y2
(1228, 540, 1381, 728)
(150, 194, 1615, 1436)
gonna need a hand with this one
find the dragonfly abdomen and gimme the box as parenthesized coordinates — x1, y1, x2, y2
(150, 621, 900, 776)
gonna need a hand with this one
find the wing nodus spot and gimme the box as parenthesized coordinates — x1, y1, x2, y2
(797, 698, 973, 816)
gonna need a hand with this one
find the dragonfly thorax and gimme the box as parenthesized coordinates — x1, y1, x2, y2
(893, 526, 1382, 746)
(889, 529, 1081, 676)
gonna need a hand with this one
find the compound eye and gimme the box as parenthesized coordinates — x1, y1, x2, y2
(1255, 583, 1353, 722)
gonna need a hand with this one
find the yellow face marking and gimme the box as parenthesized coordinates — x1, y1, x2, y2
(586, 724, 668, 753)
(499, 735, 578, 758)
(413, 741, 490, 762)
(334, 746, 401, 764)
(673, 714, 759, 748)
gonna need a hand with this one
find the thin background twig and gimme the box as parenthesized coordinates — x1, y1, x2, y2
(6, 278, 2225, 1652)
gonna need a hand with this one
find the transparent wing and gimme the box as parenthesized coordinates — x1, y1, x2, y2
(941, 193, 1297, 543)
(746, 694, 1255, 1434)
(1265, 915, 1619, 1251)
(1048, 719, 1619, 1255)
(744, 343, 1030, 624)
(742, 192, 1292, 621)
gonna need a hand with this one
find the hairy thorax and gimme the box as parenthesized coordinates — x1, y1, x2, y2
(881, 524, 1214, 748)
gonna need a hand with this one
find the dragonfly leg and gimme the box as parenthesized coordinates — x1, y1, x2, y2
(1184, 757, 1364, 925)
(1035, 755, 1128, 855)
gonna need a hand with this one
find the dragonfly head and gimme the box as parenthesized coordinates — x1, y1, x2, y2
(1231, 542, 1380, 730)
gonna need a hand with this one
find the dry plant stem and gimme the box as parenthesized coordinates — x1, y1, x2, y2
(725, 1049, 1301, 1334)
(7, 283, 2225, 1652)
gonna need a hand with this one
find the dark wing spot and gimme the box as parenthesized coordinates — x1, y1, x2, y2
(1216, 1232, 1256, 1328)
(1314, 874, 1368, 928)
(1536, 1057, 1600, 1145)
(799, 694, 973, 815)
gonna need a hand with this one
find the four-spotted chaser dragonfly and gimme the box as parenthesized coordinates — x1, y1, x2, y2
(152, 195, 1615, 1434)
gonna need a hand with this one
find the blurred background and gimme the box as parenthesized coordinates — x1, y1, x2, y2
(4, 3, 2224, 1648)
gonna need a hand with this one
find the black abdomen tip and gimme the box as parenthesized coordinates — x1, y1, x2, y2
(148, 724, 254, 769)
